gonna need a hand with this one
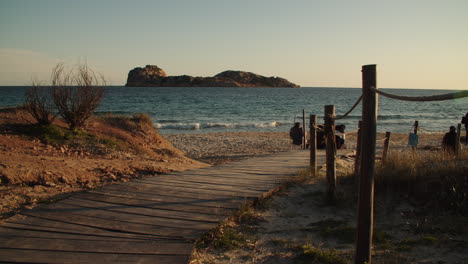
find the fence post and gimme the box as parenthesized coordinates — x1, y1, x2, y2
(303, 109, 306, 149)
(412, 120, 419, 150)
(355, 64, 377, 264)
(310, 115, 317, 176)
(456, 124, 462, 158)
(324, 105, 336, 202)
(355, 120, 362, 184)
(382, 132, 391, 163)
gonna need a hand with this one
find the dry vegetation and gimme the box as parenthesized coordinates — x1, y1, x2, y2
(0, 107, 207, 221)
(191, 146, 468, 264)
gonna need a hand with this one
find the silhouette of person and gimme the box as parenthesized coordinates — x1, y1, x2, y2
(442, 126, 457, 153)
(290, 122, 303, 146)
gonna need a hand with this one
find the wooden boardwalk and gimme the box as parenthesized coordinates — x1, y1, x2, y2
(0, 150, 324, 263)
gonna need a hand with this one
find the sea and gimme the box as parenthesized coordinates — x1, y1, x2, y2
(0, 86, 466, 134)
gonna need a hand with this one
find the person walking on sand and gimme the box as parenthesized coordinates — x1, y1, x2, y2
(442, 126, 457, 153)
(290, 122, 303, 146)
(462, 112, 468, 145)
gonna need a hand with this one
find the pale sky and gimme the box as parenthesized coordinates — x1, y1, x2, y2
(0, 0, 467, 89)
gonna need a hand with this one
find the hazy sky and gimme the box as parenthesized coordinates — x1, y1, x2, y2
(1, 0, 467, 89)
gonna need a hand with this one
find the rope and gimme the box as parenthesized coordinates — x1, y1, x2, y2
(390, 133, 410, 144)
(370, 87, 468, 102)
(334, 95, 363, 120)
(376, 136, 388, 142)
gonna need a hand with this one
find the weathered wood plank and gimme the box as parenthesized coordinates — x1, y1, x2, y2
(0, 249, 189, 264)
(0, 227, 155, 242)
(18, 209, 204, 239)
(0, 237, 193, 255)
(73, 192, 236, 216)
(41, 200, 218, 231)
(135, 177, 269, 194)
(120, 179, 263, 197)
(61, 198, 220, 227)
(68, 196, 229, 223)
(87, 188, 245, 209)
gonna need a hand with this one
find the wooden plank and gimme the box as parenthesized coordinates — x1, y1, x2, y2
(164, 171, 284, 184)
(73, 192, 234, 217)
(0, 237, 193, 255)
(68, 196, 228, 223)
(123, 179, 263, 197)
(61, 198, 221, 226)
(46, 200, 218, 231)
(140, 177, 275, 192)
(0, 249, 189, 264)
(1, 222, 157, 241)
(18, 209, 206, 239)
(87, 188, 245, 209)
(0, 227, 154, 242)
(101, 183, 250, 201)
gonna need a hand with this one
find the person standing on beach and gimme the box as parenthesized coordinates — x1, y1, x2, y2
(290, 122, 303, 146)
(442, 126, 457, 153)
(462, 112, 468, 145)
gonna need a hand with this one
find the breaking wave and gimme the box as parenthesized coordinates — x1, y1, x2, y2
(154, 121, 283, 130)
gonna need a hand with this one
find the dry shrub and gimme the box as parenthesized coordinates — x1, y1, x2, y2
(99, 113, 154, 132)
(24, 83, 57, 125)
(376, 149, 468, 212)
(51, 63, 106, 129)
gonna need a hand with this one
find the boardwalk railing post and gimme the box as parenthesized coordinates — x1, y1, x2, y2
(456, 124, 462, 158)
(310, 114, 317, 176)
(382, 132, 391, 163)
(324, 105, 336, 202)
(355, 120, 362, 185)
(303, 109, 306, 149)
(355, 64, 378, 264)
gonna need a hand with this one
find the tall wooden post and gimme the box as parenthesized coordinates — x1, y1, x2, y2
(354, 121, 363, 183)
(303, 109, 306, 149)
(355, 64, 377, 264)
(456, 124, 462, 158)
(310, 115, 317, 176)
(382, 132, 391, 163)
(324, 105, 336, 202)
(412, 121, 419, 150)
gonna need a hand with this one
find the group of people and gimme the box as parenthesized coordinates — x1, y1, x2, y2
(289, 122, 346, 149)
(443, 112, 468, 153)
(290, 112, 468, 153)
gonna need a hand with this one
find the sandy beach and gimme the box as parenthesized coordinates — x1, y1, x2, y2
(162, 131, 448, 165)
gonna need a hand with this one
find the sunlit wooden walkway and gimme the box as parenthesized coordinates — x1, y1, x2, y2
(0, 150, 325, 263)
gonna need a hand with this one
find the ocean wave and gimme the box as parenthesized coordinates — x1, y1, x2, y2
(155, 123, 201, 130)
(154, 121, 283, 130)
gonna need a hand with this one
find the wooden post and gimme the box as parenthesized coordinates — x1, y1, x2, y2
(355, 64, 377, 264)
(456, 124, 462, 158)
(412, 120, 419, 150)
(382, 132, 391, 163)
(324, 105, 336, 202)
(310, 115, 317, 176)
(303, 109, 306, 149)
(354, 120, 362, 183)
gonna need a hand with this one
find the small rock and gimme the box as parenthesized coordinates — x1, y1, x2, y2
(45, 182, 56, 187)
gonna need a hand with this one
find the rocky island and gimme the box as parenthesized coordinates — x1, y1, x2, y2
(125, 65, 300, 87)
